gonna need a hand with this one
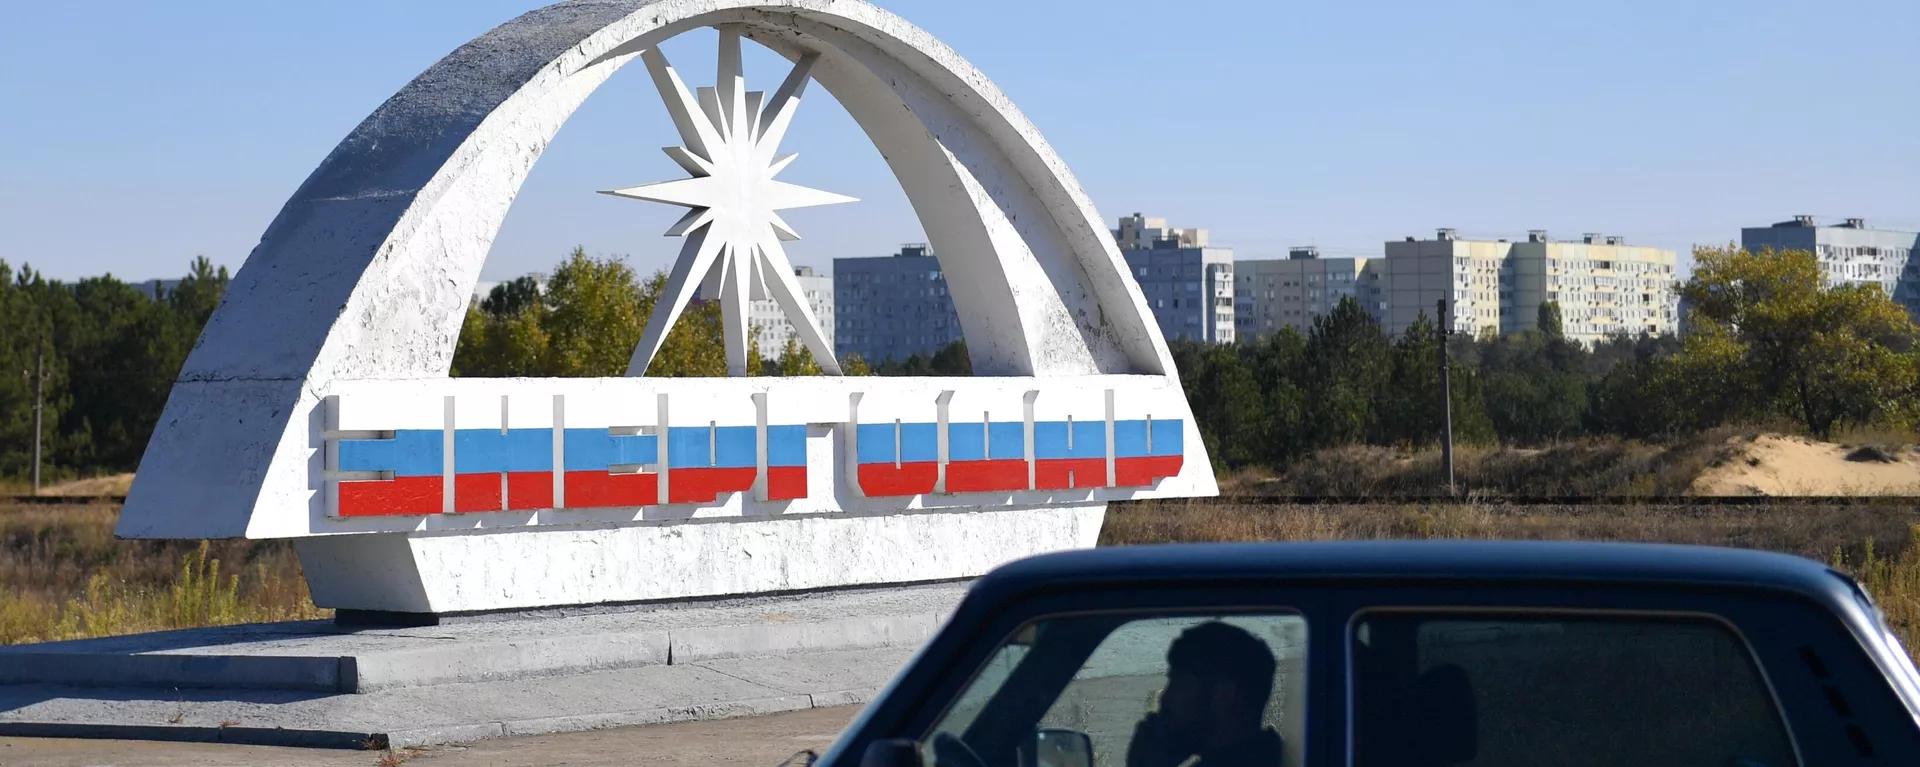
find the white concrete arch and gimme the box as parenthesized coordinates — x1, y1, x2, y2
(119, 0, 1191, 541)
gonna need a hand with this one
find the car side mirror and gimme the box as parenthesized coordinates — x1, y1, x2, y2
(1035, 728, 1094, 767)
(861, 738, 925, 767)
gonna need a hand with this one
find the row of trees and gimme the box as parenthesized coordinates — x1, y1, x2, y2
(453, 248, 846, 378)
(0, 258, 229, 479)
(4, 244, 1911, 481)
(452, 247, 980, 379)
(1177, 245, 1920, 470)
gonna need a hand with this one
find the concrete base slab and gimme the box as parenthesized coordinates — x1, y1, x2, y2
(296, 504, 1103, 613)
(0, 583, 964, 693)
(0, 647, 914, 749)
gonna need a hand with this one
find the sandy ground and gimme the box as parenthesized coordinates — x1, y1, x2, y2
(1693, 435, 1920, 496)
(0, 705, 858, 767)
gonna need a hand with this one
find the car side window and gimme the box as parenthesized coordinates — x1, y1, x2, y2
(1350, 612, 1797, 767)
(926, 612, 1307, 767)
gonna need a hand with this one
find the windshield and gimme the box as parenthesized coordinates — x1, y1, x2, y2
(922, 611, 1307, 767)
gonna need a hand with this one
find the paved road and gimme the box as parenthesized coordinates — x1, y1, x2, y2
(0, 705, 860, 767)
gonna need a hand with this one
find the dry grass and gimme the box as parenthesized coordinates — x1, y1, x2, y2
(0, 503, 324, 644)
(6, 495, 1920, 670)
(1104, 499, 1920, 665)
(1253, 428, 1766, 498)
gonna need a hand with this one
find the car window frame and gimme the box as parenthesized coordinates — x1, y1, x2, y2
(822, 584, 1333, 767)
(823, 577, 1920, 767)
(1343, 605, 1802, 767)
(925, 605, 1312, 767)
(1318, 580, 1920, 767)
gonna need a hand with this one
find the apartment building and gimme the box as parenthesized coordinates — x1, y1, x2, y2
(832, 243, 963, 364)
(1510, 231, 1678, 341)
(1234, 247, 1386, 338)
(1384, 229, 1678, 344)
(1741, 216, 1920, 318)
(747, 265, 834, 354)
(1114, 213, 1235, 343)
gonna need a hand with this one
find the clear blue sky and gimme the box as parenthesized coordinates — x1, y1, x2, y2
(3, 0, 1916, 283)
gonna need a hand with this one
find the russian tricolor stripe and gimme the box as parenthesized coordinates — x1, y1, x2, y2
(327, 390, 1185, 517)
(335, 425, 809, 516)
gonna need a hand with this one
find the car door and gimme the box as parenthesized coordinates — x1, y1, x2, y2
(1335, 583, 1920, 767)
(828, 585, 1331, 767)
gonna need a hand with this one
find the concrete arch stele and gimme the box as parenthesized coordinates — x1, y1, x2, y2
(119, 0, 1214, 615)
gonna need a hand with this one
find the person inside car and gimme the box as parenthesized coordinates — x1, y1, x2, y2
(1126, 622, 1285, 767)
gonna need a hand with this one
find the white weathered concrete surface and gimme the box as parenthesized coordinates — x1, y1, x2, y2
(0, 583, 963, 693)
(0, 647, 915, 749)
(297, 504, 1099, 614)
(120, 0, 1206, 542)
(311, 375, 1204, 534)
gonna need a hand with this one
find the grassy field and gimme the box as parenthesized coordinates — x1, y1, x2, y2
(0, 503, 324, 644)
(2, 499, 1917, 668)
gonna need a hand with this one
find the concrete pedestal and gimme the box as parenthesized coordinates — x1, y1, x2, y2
(295, 504, 1103, 616)
(0, 583, 963, 748)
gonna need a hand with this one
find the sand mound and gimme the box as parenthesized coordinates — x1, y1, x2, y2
(40, 473, 135, 497)
(1693, 435, 1920, 496)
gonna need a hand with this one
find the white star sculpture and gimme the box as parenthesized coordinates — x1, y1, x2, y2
(604, 30, 853, 377)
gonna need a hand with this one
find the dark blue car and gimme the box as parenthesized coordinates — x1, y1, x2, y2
(828, 541, 1920, 767)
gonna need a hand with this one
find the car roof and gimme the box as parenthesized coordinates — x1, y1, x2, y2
(972, 540, 1863, 611)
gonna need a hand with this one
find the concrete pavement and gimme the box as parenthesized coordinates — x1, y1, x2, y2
(0, 647, 910, 749)
(0, 583, 963, 693)
(0, 704, 862, 767)
(0, 583, 958, 750)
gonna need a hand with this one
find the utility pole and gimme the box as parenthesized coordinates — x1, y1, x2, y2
(30, 338, 45, 496)
(1437, 299, 1455, 497)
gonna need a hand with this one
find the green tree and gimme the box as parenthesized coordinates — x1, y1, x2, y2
(1377, 312, 1439, 445)
(1474, 329, 1588, 443)
(1536, 300, 1565, 340)
(770, 337, 823, 376)
(1679, 245, 1920, 437)
(169, 256, 229, 328)
(479, 275, 543, 318)
(1301, 297, 1390, 448)
(875, 353, 934, 376)
(0, 263, 67, 478)
(1243, 327, 1310, 463)
(1376, 312, 1495, 447)
(635, 270, 762, 378)
(1201, 344, 1269, 469)
(873, 341, 972, 377)
(1170, 340, 1269, 470)
(452, 303, 550, 377)
(0, 257, 228, 478)
(452, 248, 761, 379)
(543, 248, 645, 377)
(841, 353, 872, 376)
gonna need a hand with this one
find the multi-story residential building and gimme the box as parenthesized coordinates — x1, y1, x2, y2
(1114, 213, 1235, 343)
(1741, 216, 1920, 317)
(747, 265, 834, 354)
(831, 216, 1238, 360)
(1234, 247, 1386, 338)
(1384, 229, 1678, 344)
(1383, 229, 1514, 338)
(833, 243, 963, 364)
(1511, 231, 1678, 341)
